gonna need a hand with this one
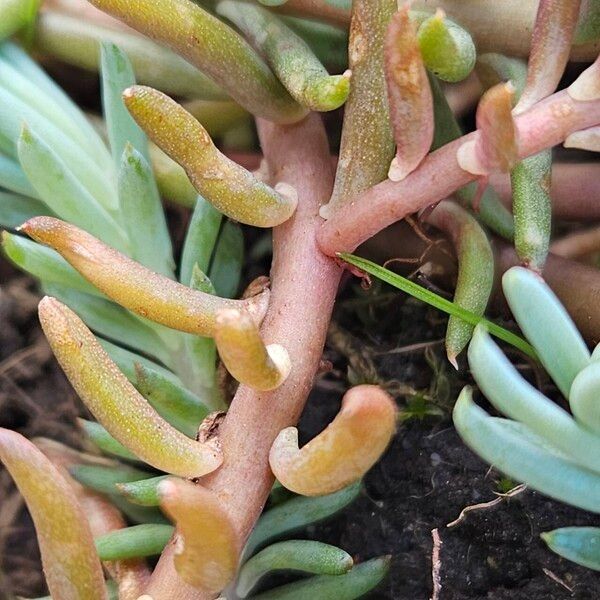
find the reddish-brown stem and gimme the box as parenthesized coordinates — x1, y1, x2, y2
(273, 0, 350, 26)
(318, 90, 600, 256)
(144, 113, 341, 599)
(490, 163, 600, 220)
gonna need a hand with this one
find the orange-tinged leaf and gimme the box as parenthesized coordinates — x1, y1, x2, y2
(34, 438, 150, 600)
(123, 85, 297, 227)
(0, 428, 106, 600)
(458, 82, 518, 175)
(384, 6, 433, 182)
(517, 0, 582, 112)
(269, 385, 398, 496)
(21, 217, 269, 337)
(38, 296, 223, 478)
(215, 308, 291, 391)
(158, 478, 239, 593)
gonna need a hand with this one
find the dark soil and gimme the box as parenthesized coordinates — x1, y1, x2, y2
(1, 254, 600, 600)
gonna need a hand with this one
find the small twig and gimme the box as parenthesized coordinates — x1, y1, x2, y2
(446, 483, 527, 528)
(431, 528, 442, 600)
(542, 567, 574, 592)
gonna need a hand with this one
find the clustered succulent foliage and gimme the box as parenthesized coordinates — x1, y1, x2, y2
(1, 0, 600, 598)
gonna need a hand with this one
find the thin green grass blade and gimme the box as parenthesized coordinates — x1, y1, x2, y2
(95, 524, 174, 561)
(339, 253, 535, 359)
(118, 144, 174, 276)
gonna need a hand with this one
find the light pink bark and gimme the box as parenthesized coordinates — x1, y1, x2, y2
(145, 113, 342, 599)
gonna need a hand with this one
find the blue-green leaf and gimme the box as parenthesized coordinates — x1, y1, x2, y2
(0, 192, 50, 228)
(210, 219, 244, 298)
(70, 464, 154, 496)
(468, 325, 600, 475)
(180, 195, 222, 285)
(542, 527, 600, 570)
(502, 266, 590, 397)
(453, 387, 600, 513)
(116, 475, 167, 506)
(17, 125, 127, 251)
(0, 153, 38, 197)
(118, 144, 174, 276)
(78, 419, 140, 462)
(101, 41, 151, 165)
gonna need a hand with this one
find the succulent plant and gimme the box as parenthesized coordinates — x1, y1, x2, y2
(455, 265, 600, 571)
(1, 0, 600, 597)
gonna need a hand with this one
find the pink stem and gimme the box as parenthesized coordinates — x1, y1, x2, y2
(144, 113, 342, 599)
(318, 90, 600, 256)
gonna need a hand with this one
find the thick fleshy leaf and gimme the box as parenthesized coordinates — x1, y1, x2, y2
(116, 475, 167, 506)
(215, 308, 291, 391)
(568, 54, 600, 101)
(101, 41, 150, 166)
(248, 556, 390, 600)
(124, 86, 297, 227)
(320, 0, 396, 218)
(180, 195, 222, 285)
(100, 339, 210, 436)
(468, 325, 600, 474)
(17, 126, 126, 250)
(96, 524, 174, 561)
(0, 152, 38, 197)
(458, 82, 518, 175)
(453, 387, 600, 513)
(118, 144, 175, 276)
(87, 0, 305, 123)
(23, 217, 270, 337)
(70, 463, 154, 496)
(417, 9, 476, 83)
(2, 232, 100, 296)
(0, 42, 110, 166)
(384, 7, 433, 183)
(34, 11, 226, 100)
(516, 0, 581, 112)
(569, 362, 600, 434)
(428, 74, 514, 240)
(244, 482, 361, 558)
(209, 220, 244, 299)
(236, 540, 353, 598)
(542, 527, 600, 570)
(564, 125, 600, 151)
(0, 0, 40, 41)
(0, 428, 107, 599)
(78, 419, 140, 462)
(270, 385, 397, 496)
(38, 296, 223, 477)
(0, 194, 51, 229)
(217, 1, 350, 112)
(502, 266, 590, 396)
(426, 200, 494, 366)
(158, 478, 239, 592)
(476, 53, 528, 100)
